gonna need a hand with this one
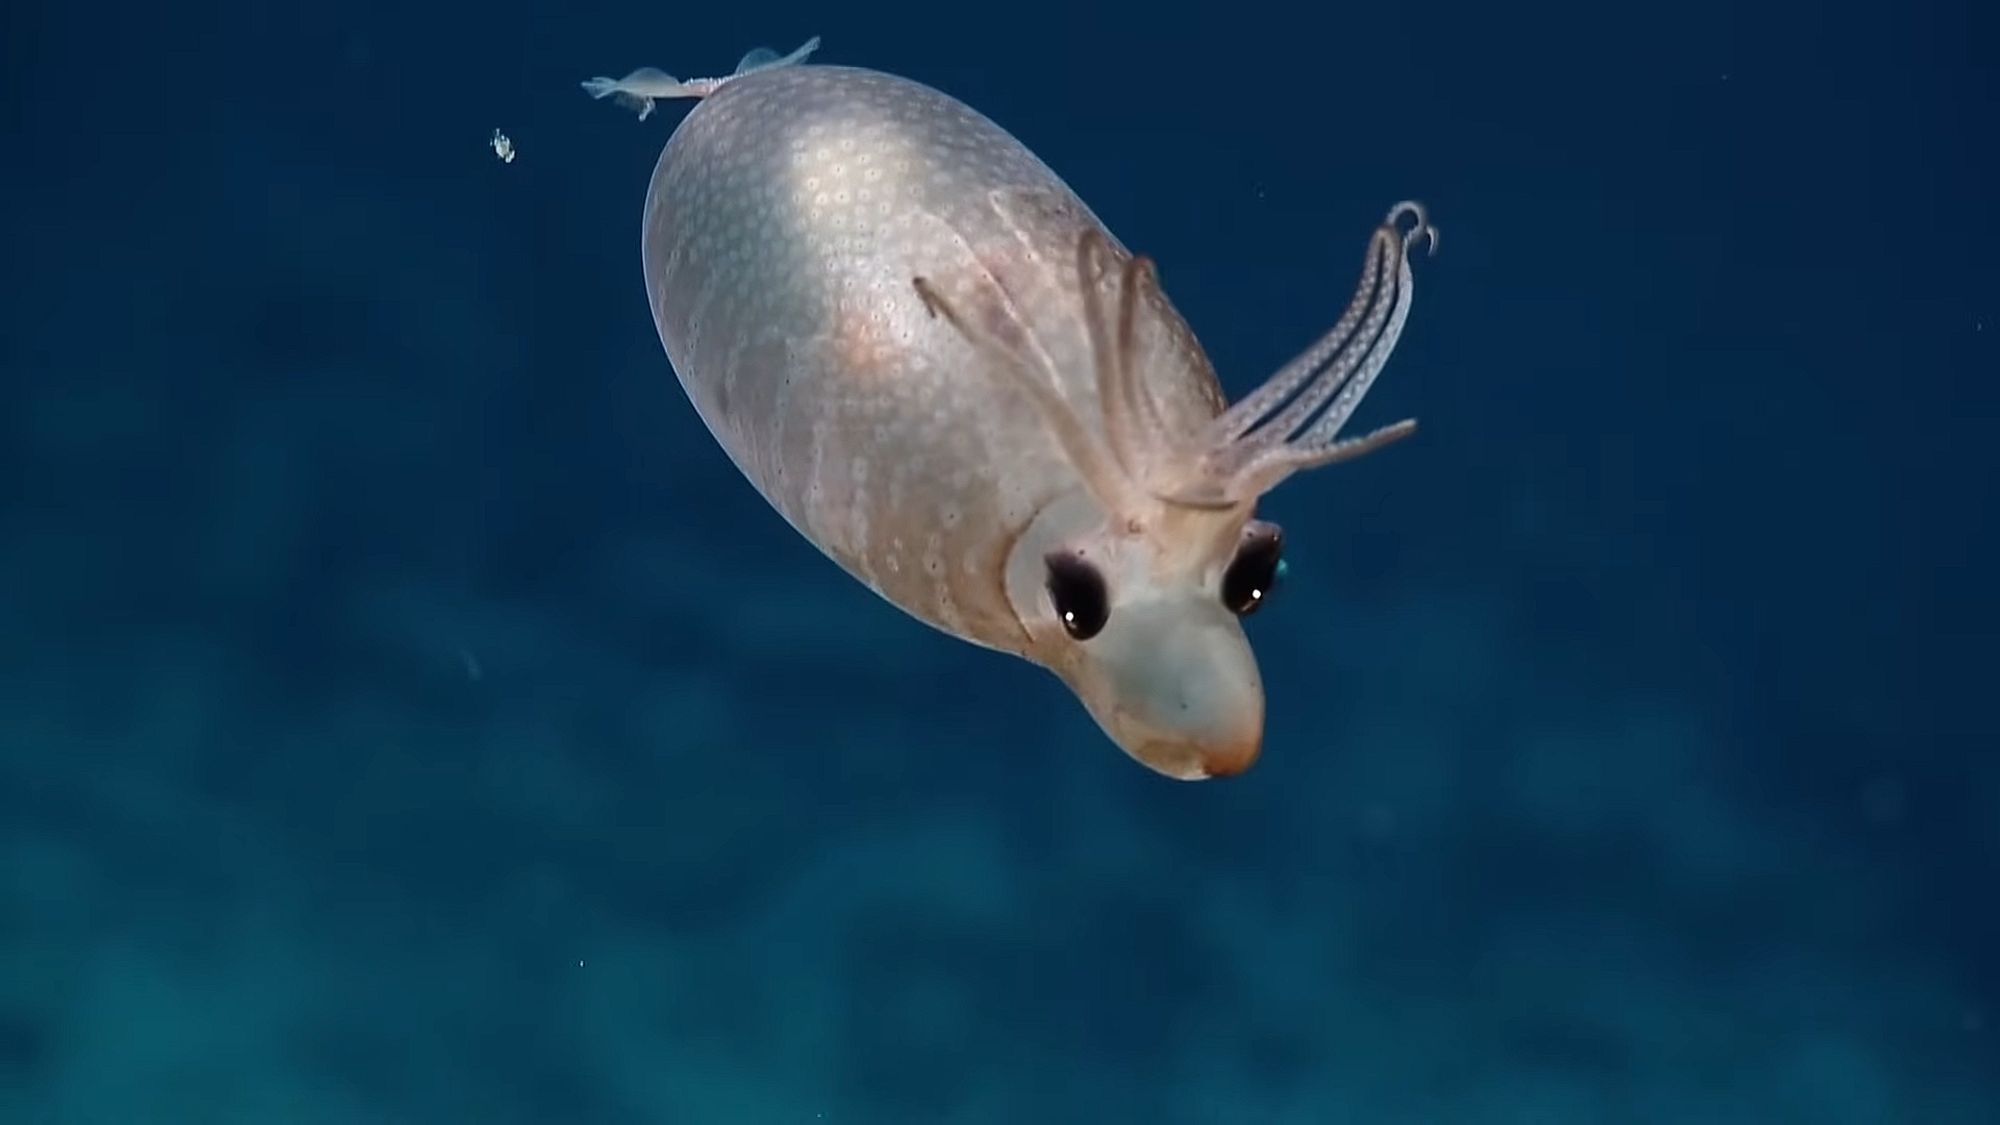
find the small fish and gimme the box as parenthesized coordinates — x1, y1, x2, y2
(580, 36, 820, 121)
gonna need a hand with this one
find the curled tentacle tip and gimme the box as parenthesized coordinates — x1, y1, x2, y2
(1385, 200, 1439, 257)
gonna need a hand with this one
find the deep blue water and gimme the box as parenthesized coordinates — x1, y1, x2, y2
(2, 0, 1995, 1121)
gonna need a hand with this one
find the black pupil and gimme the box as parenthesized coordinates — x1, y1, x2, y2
(1044, 552, 1109, 640)
(1222, 527, 1283, 616)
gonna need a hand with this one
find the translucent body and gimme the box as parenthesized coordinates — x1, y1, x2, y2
(608, 52, 1435, 778)
(642, 65, 1224, 653)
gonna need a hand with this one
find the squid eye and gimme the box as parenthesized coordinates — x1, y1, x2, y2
(1043, 551, 1110, 640)
(1221, 521, 1284, 617)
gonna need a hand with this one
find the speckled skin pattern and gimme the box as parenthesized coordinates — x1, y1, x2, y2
(641, 65, 1227, 654)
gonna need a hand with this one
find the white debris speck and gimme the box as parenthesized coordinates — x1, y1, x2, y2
(490, 129, 516, 163)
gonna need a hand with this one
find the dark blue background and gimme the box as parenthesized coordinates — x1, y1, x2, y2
(3, 0, 1994, 1120)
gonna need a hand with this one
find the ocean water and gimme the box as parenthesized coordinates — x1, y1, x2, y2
(2, 1, 1994, 1121)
